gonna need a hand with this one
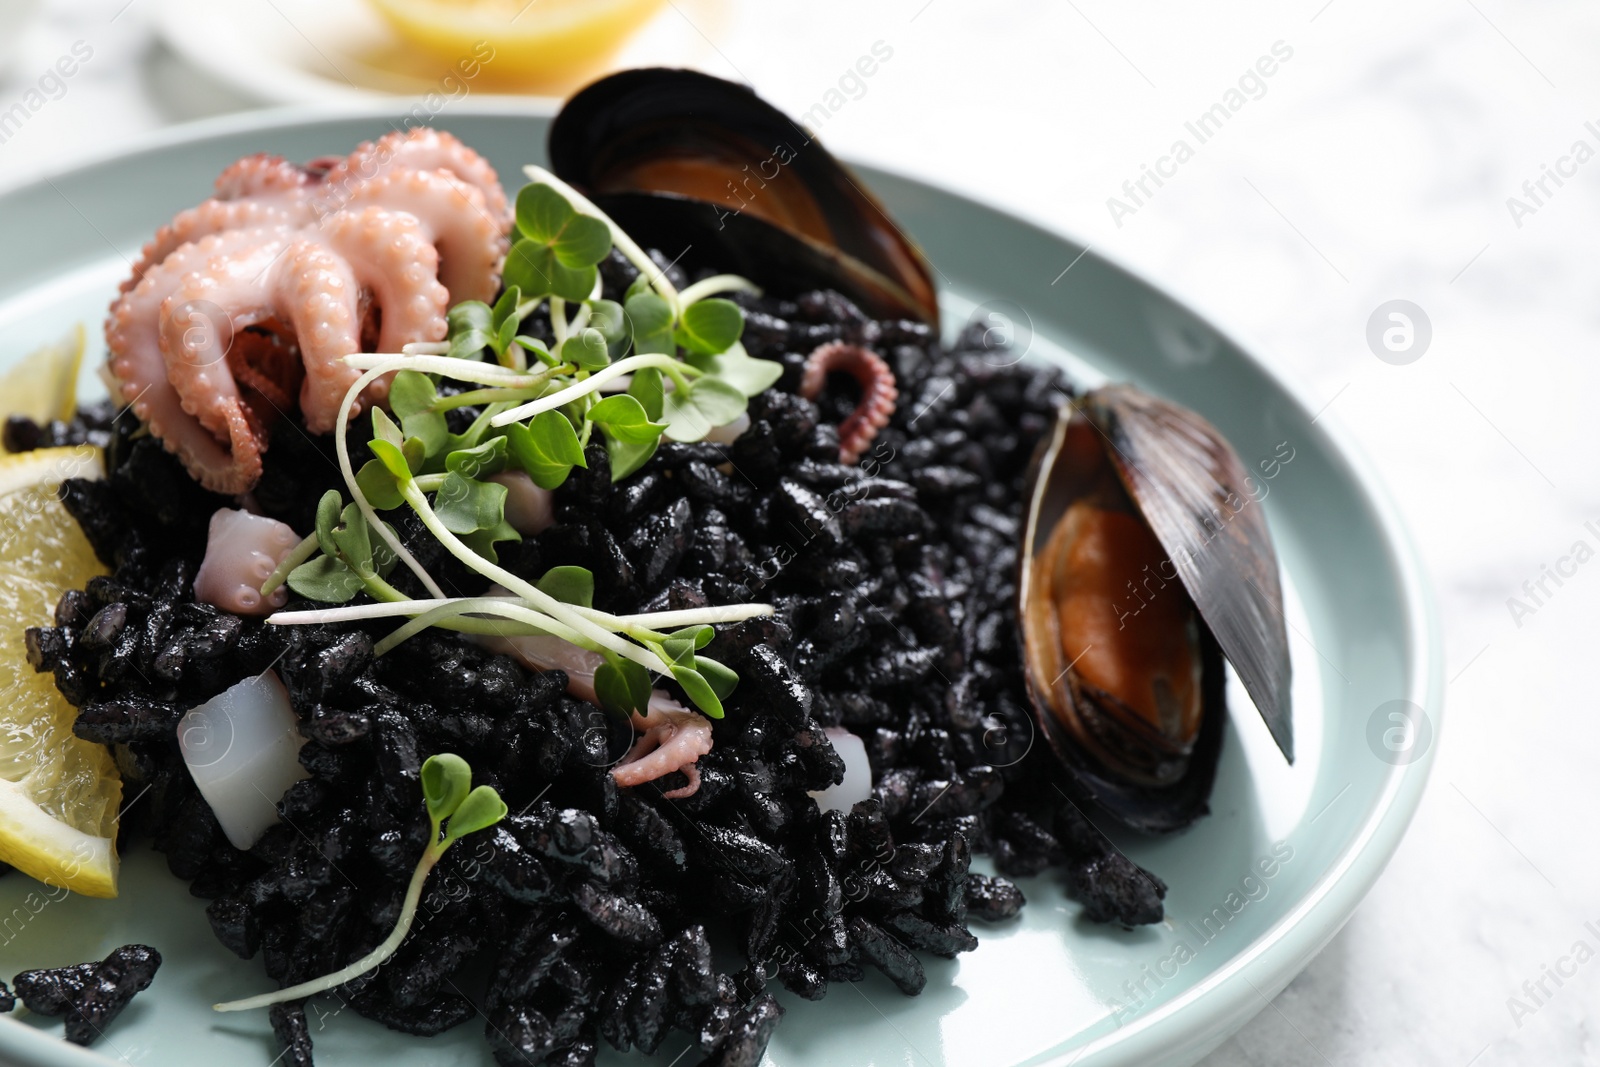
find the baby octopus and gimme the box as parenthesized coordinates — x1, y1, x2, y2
(799, 340, 898, 464)
(107, 128, 511, 494)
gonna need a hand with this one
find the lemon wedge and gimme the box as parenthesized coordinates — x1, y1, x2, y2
(0, 325, 85, 446)
(366, 0, 667, 91)
(0, 446, 121, 897)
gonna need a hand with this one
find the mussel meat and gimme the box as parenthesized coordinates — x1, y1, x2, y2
(549, 67, 939, 325)
(1019, 385, 1293, 833)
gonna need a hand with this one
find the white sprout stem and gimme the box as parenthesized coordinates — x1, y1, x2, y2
(214, 843, 442, 1012)
(523, 165, 680, 310)
(490, 354, 691, 427)
(373, 598, 580, 657)
(269, 596, 579, 642)
(269, 597, 769, 631)
(579, 604, 775, 629)
(402, 341, 450, 355)
(335, 365, 447, 599)
(344, 353, 545, 387)
(259, 532, 319, 597)
(550, 297, 568, 345)
(678, 274, 762, 306)
(566, 273, 603, 338)
(398, 482, 671, 674)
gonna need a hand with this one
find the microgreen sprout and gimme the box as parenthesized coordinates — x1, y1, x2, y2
(265, 172, 781, 721)
(213, 754, 506, 1014)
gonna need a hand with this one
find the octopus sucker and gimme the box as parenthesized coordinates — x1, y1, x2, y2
(799, 340, 899, 464)
(105, 127, 510, 493)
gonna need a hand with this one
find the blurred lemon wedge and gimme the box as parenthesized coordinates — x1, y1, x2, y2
(0, 325, 85, 445)
(366, 0, 668, 90)
(0, 446, 121, 898)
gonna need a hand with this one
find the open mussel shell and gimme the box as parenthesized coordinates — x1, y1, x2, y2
(1019, 385, 1293, 833)
(549, 67, 939, 325)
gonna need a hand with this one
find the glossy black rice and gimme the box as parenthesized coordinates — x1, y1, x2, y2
(18, 251, 1165, 1066)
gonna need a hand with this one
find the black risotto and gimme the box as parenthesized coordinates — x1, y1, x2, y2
(16, 250, 1165, 1067)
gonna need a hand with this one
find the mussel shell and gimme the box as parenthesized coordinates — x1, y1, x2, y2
(549, 67, 939, 325)
(1018, 386, 1293, 832)
(589, 192, 929, 323)
(1082, 385, 1293, 761)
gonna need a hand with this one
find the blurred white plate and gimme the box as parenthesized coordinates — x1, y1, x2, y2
(153, 0, 731, 105)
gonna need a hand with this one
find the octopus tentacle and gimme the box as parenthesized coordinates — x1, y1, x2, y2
(346, 168, 506, 304)
(159, 236, 291, 448)
(799, 341, 899, 464)
(308, 207, 449, 428)
(321, 128, 510, 225)
(123, 200, 310, 295)
(214, 154, 312, 201)
(611, 708, 715, 796)
(108, 228, 292, 494)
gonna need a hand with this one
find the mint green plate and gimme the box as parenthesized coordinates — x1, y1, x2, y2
(0, 105, 1440, 1067)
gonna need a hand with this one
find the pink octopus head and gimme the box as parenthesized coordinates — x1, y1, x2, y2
(105, 127, 510, 495)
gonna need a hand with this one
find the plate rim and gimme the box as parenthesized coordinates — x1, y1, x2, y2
(0, 101, 1444, 1067)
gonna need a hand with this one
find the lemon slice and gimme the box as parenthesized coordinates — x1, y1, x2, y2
(1, 325, 86, 446)
(366, 0, 667, 91)
(0, 446, 121, 897)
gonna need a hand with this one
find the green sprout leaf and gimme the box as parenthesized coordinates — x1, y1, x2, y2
(490, 287, 522, 331)
(670, 624, 715, 650)
(286, 555, 365, 604)
(561, 327, 611, 372)
(444, 785, 508, 843)
(505, 409, 586, 489)
(671, 664, 724, 718)
(662, 378, 747, 443)
(369, 438, 414, 482)
(684, 342, 785, 398)
(595, 654, 653, 717)
(536, 565, 594, 608)
(460, 522, 522, 565)
(624, 291, 674, 355)
(449, 301, 492, 335)
(505, 238, 596, 304)
(494, 315, 519, 359)
(588, 394, 667, 445)
(446, 435, 509, 480)
(356, 459, 405, 511)
(421, 753, 471, 823)
(674, 298, 744, 356)
(314, 490, 343, 557)
(330, 503, 375, 577)
(694, 655, 738, 700)
(389, 371, 437, 418)
(435, 472, 508, 536)
(508, 184, 612, 302)
(447, 302, 494, 360)
(515, 185, 613, 267)
(587, 298, 629, 359)
(630, 367, 664, 421)
(372, 407, 404, 448)
(661, 634, 697, 667)
(516, 335, 557, 367)
(404, 410, 450, 460)
(605, 368, 665, 480)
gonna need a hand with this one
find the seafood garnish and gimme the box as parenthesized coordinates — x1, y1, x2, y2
(107, 129, 510, 495)
(1019, 387, 1292, 833)
(799, 340, 898, 464)
(550, 67, 939, 324)
(260, 167, 783, 724)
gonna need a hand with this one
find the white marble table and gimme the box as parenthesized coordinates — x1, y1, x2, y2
(4, 0, 1596, 1063)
